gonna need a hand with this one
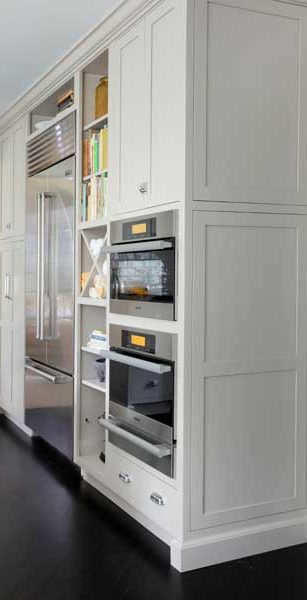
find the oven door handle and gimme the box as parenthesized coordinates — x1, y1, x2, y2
(100, 349, 171, 374)
(98, 415, 172, 458)
(103, 240, 173, 254)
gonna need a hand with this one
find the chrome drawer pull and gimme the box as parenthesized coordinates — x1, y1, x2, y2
(118, 472, 131, 484)
(150, 492, 165, 506)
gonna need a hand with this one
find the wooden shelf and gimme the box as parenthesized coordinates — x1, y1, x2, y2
(82, 169, 108, 183)
(83, 114, 108, 132)
(27, 105, 76, 142)
(78, 218, 107, 230)
(81, 345, 106, 357)
(78, 297, 107, 307)
(82, 379, 106, 393)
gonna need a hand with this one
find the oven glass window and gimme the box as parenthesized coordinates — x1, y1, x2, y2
(110, 245, 175, 303)
(110, 360, 174, 428)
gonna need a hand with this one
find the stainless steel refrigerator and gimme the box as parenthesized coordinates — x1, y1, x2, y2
(25, 114, 75, 460)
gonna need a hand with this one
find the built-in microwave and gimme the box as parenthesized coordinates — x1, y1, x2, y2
(109, 211, 177, 320)
(98, 324, 176, 477)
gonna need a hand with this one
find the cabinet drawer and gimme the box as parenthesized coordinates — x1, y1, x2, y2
(106, 446, 181, 538)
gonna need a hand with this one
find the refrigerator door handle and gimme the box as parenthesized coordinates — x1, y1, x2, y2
(36, 193, 42, 339)
(25, 359, 71, 384)
(38, 192, 55, 341)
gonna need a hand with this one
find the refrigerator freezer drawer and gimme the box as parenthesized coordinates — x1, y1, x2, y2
(25, 361, 74, 460)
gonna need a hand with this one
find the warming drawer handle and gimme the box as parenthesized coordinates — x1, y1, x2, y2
(100, 349, 171, 375)
(25, 362, 70, 384)
(102, 240, 173, 254)
(98, 415, 172, 459)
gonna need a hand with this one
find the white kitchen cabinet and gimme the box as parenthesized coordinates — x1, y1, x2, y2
(191, 211, 307, 530)
(193, 0, 307, 205)
(0, 240, 25, 421)
(109, 0, 185, 215)
(0, 117, 26, 237)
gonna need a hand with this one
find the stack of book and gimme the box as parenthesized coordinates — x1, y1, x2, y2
(81, 173, 108, 222)
(82, 126, 108, 177)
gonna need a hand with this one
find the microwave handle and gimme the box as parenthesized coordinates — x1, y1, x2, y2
(98, 415, 172, 459)
(102, 239, 173, 254)
(100, 349, 171, 374)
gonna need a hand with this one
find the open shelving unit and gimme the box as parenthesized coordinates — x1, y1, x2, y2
(76, 48, 110, 472)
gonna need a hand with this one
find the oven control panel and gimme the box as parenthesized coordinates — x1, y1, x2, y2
(121, 330, 156, 354)
(123, 218, 156, 241)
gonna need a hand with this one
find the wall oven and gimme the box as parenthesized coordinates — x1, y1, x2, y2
(109, 211, 177, 320)
(98, 325, 176, 477)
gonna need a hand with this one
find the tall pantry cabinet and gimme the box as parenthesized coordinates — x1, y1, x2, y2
(0, 117, 26, 422)
(182, 0, 307, 570)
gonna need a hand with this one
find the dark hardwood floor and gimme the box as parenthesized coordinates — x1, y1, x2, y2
(0, 416, 307, 600)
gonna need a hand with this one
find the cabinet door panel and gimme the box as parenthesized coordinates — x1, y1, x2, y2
(0, 326, 12, 412)
(12, 123, 25, 237)
(11, 242, 24, 420)
(191, 212, 307, 530)
(0, 246, 13, 324)
(109, 21, 147, 215)
(0, 133, 13, 234)
(194, 0, 307, 205)
(145, 0, 185, 208)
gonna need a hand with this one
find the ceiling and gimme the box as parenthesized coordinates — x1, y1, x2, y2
(0, 0, 120, 117)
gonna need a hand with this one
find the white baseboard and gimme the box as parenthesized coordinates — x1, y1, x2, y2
(171, 516, 307, 572)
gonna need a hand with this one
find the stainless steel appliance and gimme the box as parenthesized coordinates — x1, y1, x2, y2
(109, 211, 177, 320)
(25, 113, 75, 460)
(98, 324, 176, 477)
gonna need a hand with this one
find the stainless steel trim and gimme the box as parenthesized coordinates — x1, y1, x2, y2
(98, 415, 172, 458)
(110, 210, 175, 245)
(109, 324, 174, 361)
(27, 113, 75, 177)
(110, 298, 174, 321)
(150, 492, 165, 506)
(25, 359, 71, 384)
(100, 349, 171, 374)
(106, 239, 173, 254)
(118, 472, 131, 484)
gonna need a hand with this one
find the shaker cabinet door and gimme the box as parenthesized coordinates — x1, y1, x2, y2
(109, 0, 186, 215)
(0, 132, 13, 235)
(144, 0, 186, 208)
(0, 241, 24, 420)
(109, 21, 148, 215)
(194, 0, 307, 205)
(0, 118, 25, 238)
(191, 211, 307, 530)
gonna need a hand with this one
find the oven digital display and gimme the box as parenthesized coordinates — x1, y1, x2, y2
(131, 334, 146, 347)
(132, 223, 147, 235)
(122, 330, 156, 354)
(123, 218, 156, 240)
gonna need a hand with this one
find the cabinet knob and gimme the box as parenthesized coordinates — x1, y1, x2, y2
(118, 472, 131, 484)
(150, 492, 165, 506)
(138, 182, 148, 194)
(6, 222, 13, 231)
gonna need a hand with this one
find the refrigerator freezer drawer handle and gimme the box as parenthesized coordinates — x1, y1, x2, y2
(100, 349, 171, 374)
(98, 416, 172, 458)
(25, 364, 70, 384)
